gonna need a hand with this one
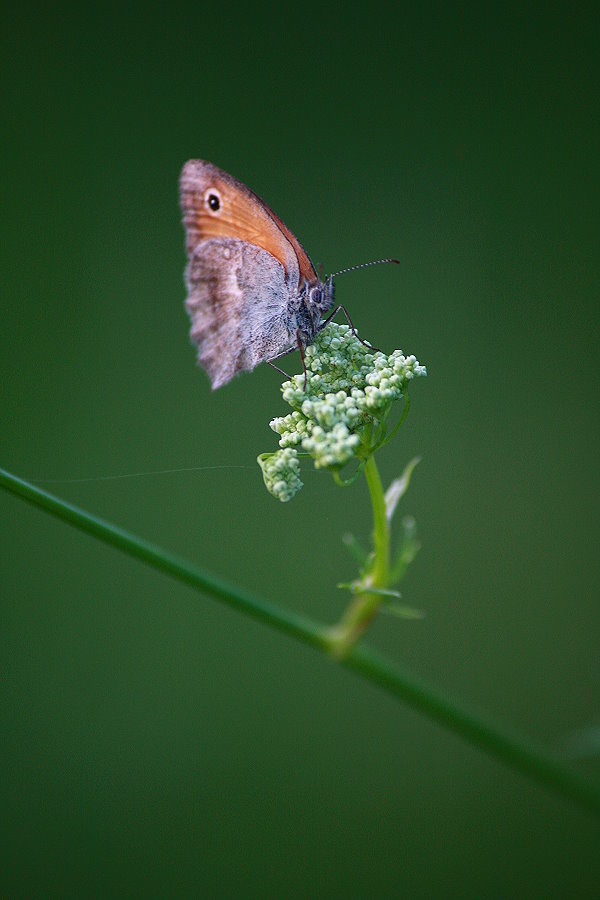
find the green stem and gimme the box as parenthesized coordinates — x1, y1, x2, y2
(332, 459, 366, 487)
(327, 454, 390, 657)
(0, 468, 330, 652)
(2, 465, 600, 818)
(345, 643, 600, 817)
(373, 393, 410, 451)
(365, 453, 389, 585)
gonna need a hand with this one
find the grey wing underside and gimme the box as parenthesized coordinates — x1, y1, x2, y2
(184, 238, 297, 389)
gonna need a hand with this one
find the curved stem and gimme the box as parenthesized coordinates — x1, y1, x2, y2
(333, 459, 366, 487)
(373, 393, 411, 452)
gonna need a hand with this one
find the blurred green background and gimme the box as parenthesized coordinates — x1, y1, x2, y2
(2, 3, 599, 896)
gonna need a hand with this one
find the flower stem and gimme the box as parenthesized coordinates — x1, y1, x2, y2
(364, 453, 389, 585)
(327, 453, 391, 657)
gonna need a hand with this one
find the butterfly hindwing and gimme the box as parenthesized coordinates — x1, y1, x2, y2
(184, 237, 297, 389)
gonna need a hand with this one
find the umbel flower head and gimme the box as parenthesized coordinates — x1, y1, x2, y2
(259, 322, 426, 501)
(257, 448, 303, 503)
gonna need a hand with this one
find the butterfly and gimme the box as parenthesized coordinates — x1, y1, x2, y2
(179, 160, 397, 389)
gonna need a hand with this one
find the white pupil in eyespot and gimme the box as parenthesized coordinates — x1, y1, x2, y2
(207, 193, 220, 211)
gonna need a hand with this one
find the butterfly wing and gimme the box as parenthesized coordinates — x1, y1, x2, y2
(180, 160, 318, 388)
(180, 159, 317, 286)
(184, 237, 299, 389)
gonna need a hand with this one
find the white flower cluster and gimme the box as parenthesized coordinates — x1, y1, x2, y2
(257, 448, 303, 503)
(260, 322, 426, 500)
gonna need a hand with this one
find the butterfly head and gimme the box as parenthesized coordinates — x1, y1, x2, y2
(306, 277, 336, 317)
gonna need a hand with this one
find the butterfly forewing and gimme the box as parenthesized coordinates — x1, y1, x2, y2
(180, 160, 317, 286)
(180, 159, 326, 389)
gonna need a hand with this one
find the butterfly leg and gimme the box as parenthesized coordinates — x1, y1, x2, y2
(267, 337, 308, 390)
(322, 305, 381, 353)
(267, 360, 292, 380)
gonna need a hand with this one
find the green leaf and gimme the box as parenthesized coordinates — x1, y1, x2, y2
(384, 456, 421, 524)
(381, 603, 425, 620)
(389, 515, 421, 585)
(341, 532, 369, 565)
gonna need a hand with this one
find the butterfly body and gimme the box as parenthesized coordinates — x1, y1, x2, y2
(180, 160, 334, 389)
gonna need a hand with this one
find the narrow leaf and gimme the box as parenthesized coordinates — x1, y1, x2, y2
(341, 532, 369, 565)
(381, 603, 425, 620)
(385, 456, 421, 524)
(389, 516, 421, 585)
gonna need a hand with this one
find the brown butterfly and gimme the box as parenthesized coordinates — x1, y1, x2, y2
(179, 159, 397, 389)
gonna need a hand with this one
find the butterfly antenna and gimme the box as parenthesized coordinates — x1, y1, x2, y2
(328, 258, 400, 279)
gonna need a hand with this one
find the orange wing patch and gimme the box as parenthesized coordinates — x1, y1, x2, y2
(180, 160, 317, 286)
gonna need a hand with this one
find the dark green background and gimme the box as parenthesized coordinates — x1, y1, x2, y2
(2, 3, 599, 896)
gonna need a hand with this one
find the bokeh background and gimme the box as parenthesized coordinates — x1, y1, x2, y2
(2, 3, 599, 896)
